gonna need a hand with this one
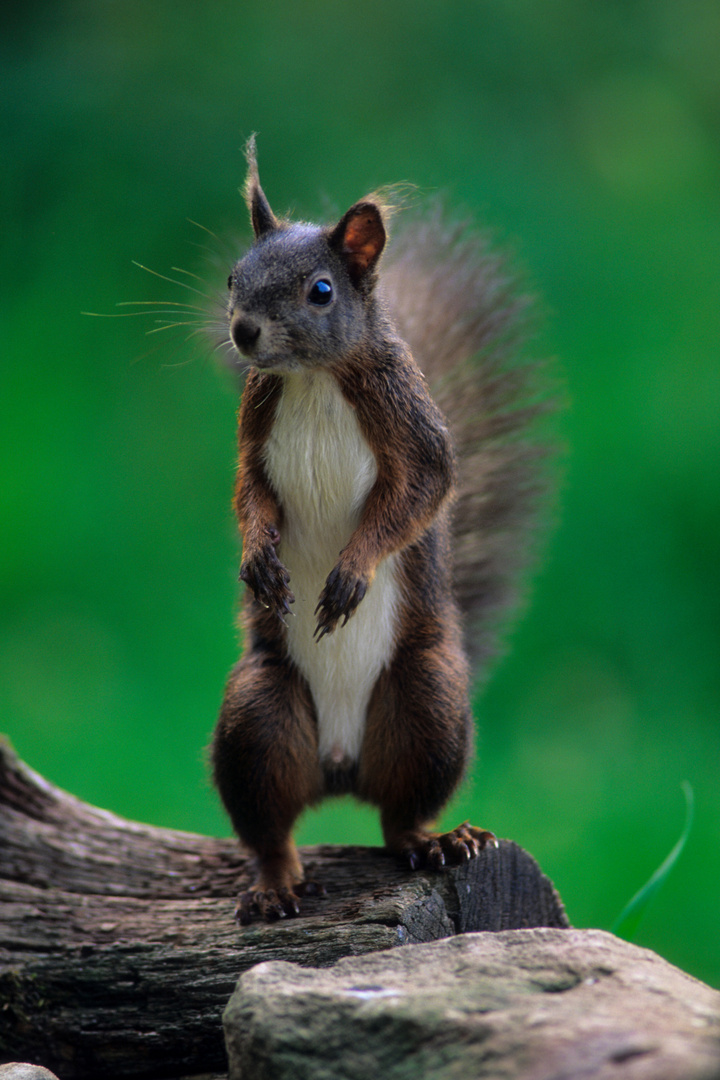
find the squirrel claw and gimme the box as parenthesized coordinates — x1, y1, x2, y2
(314, 565, 368, 639)
(240, 543, 294, 620)
(235, 878, 326, 925)
(236, 885, 301, 924)
(313, 621, 333, 641)
(398, 822, 498, 872)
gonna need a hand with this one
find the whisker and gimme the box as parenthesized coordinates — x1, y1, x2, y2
(186, 219, 238, 256)
(85, 238, 236, 373)
(82, 307, 209, 319)
(117, 299, 210, 312)
(186, 218, 225, 243)
(131, 261, 213, 300)
(146, 320, 211, 335)
(160, 357, 196, 370)
(169, 267, 211, 286)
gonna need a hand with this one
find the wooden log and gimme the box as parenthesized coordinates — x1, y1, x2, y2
(0, 739, 568, 1079)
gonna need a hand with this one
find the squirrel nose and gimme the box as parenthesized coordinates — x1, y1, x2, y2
(230, 315, 261, 354)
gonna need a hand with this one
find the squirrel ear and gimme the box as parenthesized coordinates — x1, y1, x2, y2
(329, 201, 386, 284)
(243, 135, 278, 239)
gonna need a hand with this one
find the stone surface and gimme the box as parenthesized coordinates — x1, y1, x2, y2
(0, 1067, 61, 1080)
(224, 928, 720, 1080)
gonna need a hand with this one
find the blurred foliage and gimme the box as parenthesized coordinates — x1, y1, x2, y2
(2, 0, 719, 987)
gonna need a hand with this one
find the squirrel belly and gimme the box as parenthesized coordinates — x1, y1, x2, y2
(263, 369, 401, 767)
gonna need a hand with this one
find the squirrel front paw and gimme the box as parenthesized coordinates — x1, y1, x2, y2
(314, 564, 368, 639)
(240, 542, 294, 618)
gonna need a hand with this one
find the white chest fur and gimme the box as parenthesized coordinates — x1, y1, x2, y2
(262, 370, 399, 765)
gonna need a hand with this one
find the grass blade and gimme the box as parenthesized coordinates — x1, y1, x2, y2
(611, 781, 694, 941)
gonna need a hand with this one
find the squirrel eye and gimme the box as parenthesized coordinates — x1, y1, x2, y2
(227, 274, 233, 290)
(308, 278, 333, 306)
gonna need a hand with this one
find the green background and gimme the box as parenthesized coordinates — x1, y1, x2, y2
(3, 1, 719, 986)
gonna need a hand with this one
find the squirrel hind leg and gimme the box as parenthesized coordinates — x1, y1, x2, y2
(212, 646, 324, 923)
(384, 821, 498, 872)
(361, 624, 491, 870)
(237, 841, 303, 924)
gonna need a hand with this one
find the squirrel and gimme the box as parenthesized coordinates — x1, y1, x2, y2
(211, 137, 552, 924)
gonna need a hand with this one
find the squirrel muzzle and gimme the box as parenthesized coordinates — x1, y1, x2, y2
(230, 313, 262, 356)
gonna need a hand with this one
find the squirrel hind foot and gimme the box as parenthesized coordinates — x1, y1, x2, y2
(391, 822, 498, 871)
(236, 885, 300, 924)
(235, 879, 327, 925)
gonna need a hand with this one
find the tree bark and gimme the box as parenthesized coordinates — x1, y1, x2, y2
(0, 738, 568, 1079)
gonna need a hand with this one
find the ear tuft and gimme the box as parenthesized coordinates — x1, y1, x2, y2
(243, 135, 278, 239)
(329, 201, 387, 285)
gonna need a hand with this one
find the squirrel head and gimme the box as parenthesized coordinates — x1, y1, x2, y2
(227, 137, 388, 374)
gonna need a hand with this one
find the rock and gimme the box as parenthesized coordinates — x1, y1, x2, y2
(224, 927, 720, 1080)
(0, 1067, 61, 1080)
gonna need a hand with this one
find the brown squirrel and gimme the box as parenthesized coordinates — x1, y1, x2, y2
(211, 138, 551, 924)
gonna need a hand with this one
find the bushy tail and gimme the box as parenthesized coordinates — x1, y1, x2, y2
(381, 204, 559, 670)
